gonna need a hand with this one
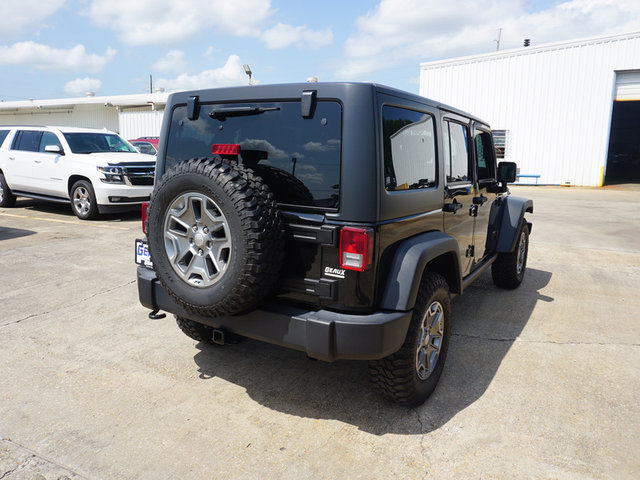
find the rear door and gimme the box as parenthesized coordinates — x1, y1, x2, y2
(8, 130, 44, 192)
(164, 99, 343, 308)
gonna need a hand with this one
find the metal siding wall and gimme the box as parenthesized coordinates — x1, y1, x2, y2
(118, 109, 164, 139)
(0, 105, 119, 131)
(420, 34, 640, 186)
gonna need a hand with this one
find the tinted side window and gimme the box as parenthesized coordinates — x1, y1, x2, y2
(39, 132, 63, 152)
(166, 101, 342, 209)
(443, 121, 471, 183)
(0, 130, 9, 147)
(474, 129, 496, 181)
(382, 106, 436, 191)
(14, 130, 42, 152)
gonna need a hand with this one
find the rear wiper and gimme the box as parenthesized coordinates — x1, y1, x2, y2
(210, 106, 280, 121)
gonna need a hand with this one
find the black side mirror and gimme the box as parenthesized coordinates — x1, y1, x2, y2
(497, 161, 517, 183)
(487, 162, 517, 194)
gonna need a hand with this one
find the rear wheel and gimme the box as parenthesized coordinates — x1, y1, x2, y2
(175, 316, 246, 344)
(0, 172, 16, 207)
(70, 180, 98, 220)
(369, 272, 451, 406)
(176, 316, 214, 342)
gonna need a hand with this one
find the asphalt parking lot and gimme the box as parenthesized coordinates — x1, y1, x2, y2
(1, 185, 639, 479)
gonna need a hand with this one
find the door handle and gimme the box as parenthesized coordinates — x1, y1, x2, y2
(9, 156, 15, 161)
(473, 194, 487, 206)
(34, 160, 42, 164)
(445, 185, 471, 198)
(443, 200, 463, 214)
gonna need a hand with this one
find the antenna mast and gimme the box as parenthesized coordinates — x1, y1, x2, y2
(495, 28, 502, 51)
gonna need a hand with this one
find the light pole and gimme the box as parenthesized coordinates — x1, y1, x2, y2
(243, 64, 253, 85)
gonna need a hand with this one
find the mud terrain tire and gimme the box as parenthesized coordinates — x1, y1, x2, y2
(147, 157, 284, 317)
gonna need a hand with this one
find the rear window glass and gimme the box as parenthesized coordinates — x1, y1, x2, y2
(382, 106, 436, 191)
(0, 130, 9, 147)
(13, 130, 42, 152)
(165, 101, 342, 209)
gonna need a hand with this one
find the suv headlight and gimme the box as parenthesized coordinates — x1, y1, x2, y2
(97, 165, 125, 184)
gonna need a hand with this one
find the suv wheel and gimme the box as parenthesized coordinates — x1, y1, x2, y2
(71, 180, 98, 220)
(175, 316, 246, 344)
(0, 172, 16, 207)
(491, 219, 529, 289)
(147, 157, 284, 317)
(369, 272, 451, 406)
(175, 316, 216, 343)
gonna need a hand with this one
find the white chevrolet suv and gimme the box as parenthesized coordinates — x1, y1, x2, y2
(0, 126, 155, 219)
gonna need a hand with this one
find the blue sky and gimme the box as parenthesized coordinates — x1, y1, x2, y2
(1, 0, 638, 101)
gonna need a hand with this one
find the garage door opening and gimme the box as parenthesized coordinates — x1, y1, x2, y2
(605, 100, 640, 185)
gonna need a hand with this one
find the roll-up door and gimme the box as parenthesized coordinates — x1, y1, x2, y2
(615, 71, 640, 101)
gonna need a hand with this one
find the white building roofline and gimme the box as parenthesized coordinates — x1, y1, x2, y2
(420, 30, 640, 68)
(0, 92, 169, 111)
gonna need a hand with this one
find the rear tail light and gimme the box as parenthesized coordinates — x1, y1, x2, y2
(141, 202, 149, 234)
(339, 227, 374, 272)
(212, 143, 240, 156)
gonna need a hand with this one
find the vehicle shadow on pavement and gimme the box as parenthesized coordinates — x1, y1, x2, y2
(0, 226, 36, 240)
(192, 267, 552, 435)
(11, 198, 140, 222)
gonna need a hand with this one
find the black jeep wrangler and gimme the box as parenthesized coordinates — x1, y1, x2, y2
(136, 82, 532, 406)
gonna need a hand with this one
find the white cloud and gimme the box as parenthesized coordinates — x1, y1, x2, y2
(296, 164, 324, 184)
(64, 78, 102, 96)
(337, 0, 640, 78)
(87, 0, 273, 45)
(262, 23, 333, 49)
(239, 139, 288, 159)
(0, 0, 65, 38)
(0, 42, 116, 73)
(153, 50, 187, 73)
(156, 54, 249, 91)
(303, 140, 339, 152)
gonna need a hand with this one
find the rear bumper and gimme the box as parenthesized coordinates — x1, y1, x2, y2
(137, 266, 413, 362)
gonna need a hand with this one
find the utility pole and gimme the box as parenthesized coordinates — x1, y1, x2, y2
(150, 75, 153, 94)
(495, 28, 502, 51)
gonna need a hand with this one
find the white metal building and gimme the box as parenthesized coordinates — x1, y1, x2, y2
(0, 93, 168, 140)
(420, 31, 640, 186)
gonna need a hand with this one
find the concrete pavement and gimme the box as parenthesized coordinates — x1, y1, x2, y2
(1, 186, 639, 479)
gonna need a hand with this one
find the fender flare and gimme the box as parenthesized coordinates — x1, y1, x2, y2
(493, 196, 533, 253)
(380, 231, 461, 311)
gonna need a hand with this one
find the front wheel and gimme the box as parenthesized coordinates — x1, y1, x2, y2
(492, 220, 529, 289)
(369, 272, 451, 406)
(70, 180, 98, 220)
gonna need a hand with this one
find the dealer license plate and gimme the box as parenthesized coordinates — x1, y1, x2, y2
(135, 239, 153, 267)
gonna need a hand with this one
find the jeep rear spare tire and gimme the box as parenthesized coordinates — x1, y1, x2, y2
(147, 157, 284, 317)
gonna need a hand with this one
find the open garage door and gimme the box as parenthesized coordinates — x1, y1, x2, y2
(605, 71, 640, 184)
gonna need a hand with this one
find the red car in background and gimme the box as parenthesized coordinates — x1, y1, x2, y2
(129, 137, 159, 155)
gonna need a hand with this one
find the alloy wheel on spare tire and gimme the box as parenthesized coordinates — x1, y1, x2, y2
(147, 157, 284, 317)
